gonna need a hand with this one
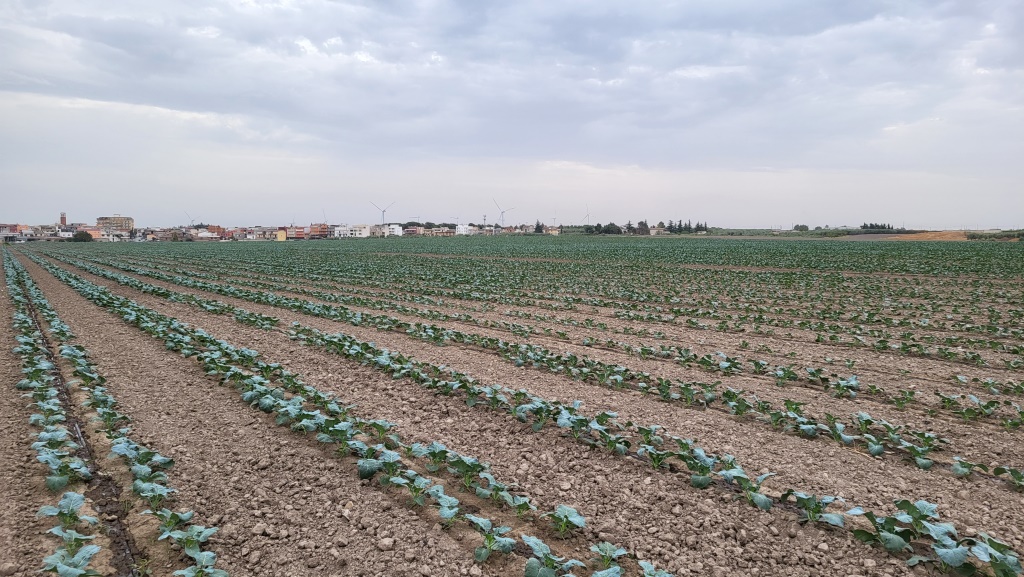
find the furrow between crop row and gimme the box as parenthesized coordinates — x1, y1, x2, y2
(22, 253, 1024, 577)
(49, 253, 1024, 483)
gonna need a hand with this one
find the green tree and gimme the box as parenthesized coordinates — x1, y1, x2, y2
(793, 224, 809, 232)
(535, 220, 544, 233)
(70, 231, 94, 242)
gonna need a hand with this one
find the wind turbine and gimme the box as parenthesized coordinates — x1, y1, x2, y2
(493, 199, 515, 227)
(184, 211, 196, 227)
(370, 201, 396, 225)
(579, 204, 591, 226)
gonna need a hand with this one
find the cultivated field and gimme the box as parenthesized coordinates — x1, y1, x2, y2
(3, 236, 1023, 577)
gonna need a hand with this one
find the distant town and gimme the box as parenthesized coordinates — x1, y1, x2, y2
(0, 212, 717, 243)
(6, 213, 1014, 244)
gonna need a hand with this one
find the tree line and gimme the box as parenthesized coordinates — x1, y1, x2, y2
(578, 220, 709, 235)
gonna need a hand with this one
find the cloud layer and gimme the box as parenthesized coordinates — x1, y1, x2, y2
(2, 0, 1022, 228)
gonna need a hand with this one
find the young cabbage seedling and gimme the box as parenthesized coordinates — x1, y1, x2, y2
(846, 508, 914, 553)
(636, 425, 664, 447)
(47, 526, 95, 555)
(542, 504, 586, 538)
(465, 514, 515, 563)
(679, 448, 717, 489)
(447, 455, 489, 492)
(142, 509, 195, 540)
(424, 441, 451, 473)
(590, 542, 627, 569)
(426, 485, 460, 527)
(638, 445, 672, 470)
(37, 492, 98, 528)
(390, 470, 433, 506)
(521, 535, 586, 577)
(132, 480, 176, 509)
(169, 525, 218, 558)
(994, 466, 1024, 491)
(639, 560, 675, 577)
(41, 544, 102, 577)
(891, 390, 916, 410)
(951, 457, 989, 478)
(718, 467, 774, 511)
(968, 532, 1023, 577)
(780, 491, 845, 527)
(500, 492, 537, 518)
(172, 551, 228, 577)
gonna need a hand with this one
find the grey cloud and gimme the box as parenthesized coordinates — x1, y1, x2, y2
(1, 0, 1022, 227)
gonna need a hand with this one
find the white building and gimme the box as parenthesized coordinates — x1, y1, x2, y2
(347, 224, 372, 238)
(455, 224, 472, 235)
(387, 224, 403, 237)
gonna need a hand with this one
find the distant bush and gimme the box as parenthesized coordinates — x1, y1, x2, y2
(70, 231, 94, 242)
(967, 230, 1024, 240)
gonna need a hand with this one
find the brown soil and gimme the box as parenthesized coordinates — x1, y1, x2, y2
(891, 231, 969, 241)
(0, 283, 63, 577)
(71, 256, 1024, 447)
(17, 255, 487, 577)
(25, 252, 1024, 575)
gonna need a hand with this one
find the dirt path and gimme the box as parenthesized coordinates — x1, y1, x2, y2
(19, 254, 485, 577)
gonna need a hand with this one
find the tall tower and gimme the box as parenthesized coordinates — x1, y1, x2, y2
(60, 212, 67, 226)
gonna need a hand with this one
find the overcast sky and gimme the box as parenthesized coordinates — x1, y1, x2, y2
(2, 1, 1022, 229)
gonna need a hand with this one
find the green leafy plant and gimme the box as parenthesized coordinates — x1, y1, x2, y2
(952, 457, 989, 478)
(781, 491, 845, 527)
(173, 551, 228, 577)
(37, 493, 98, 528)
(542, 504, 586, 538)
(142, 509, 195, 540)
(132, 480, 175, 509)
(891, 389, 916, 410)
(521, 535, 585, 577)
(46, 526, 95, 555)
(994, 466, 1024, 491)
(847, 508, 914, 553)
(42, 544, 102, 576)
(465, 515, 515, 563)
(168, 525, 218, 558)
(590, 542, 627, 569)
(718, 468, 774, 511)
(639, 560, 675, 577)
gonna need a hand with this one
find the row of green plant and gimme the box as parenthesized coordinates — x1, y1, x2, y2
(28, 249, 1024, 575)
(43, 250, 1022, 485)
(4, 250, 104, 576)
(583, 337, 1024, 417)
(68, 251, 1024, 370)
(66, 251, 1024, 425)
(26, 253, 678, 576)
(52, 256, 279, 329)
(5, 249, 228, 577)
(77, 243, 1024, 336)
(283, 322, 1024, 575)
